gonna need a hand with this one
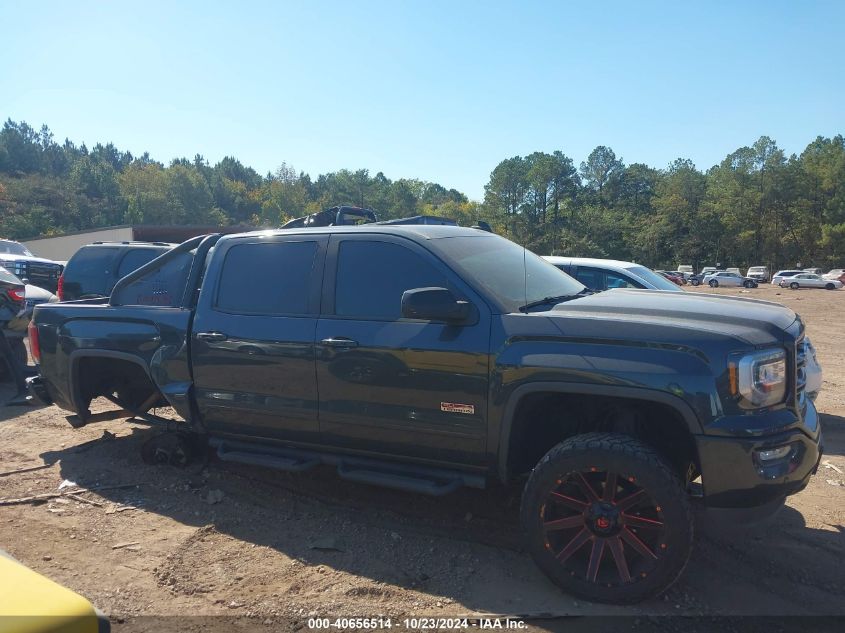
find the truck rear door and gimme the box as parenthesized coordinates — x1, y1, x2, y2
(190, 234, 327, 443)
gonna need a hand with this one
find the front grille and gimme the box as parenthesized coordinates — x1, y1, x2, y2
(16, 261, 62, 293)
(796, 335, 807, 411)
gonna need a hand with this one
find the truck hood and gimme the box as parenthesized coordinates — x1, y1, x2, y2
(546, 289, 798, 346)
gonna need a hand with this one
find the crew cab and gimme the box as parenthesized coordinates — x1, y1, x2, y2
(27, 226, 823, 604)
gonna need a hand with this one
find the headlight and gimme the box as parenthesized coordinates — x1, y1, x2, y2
(734, 349, 786, 408)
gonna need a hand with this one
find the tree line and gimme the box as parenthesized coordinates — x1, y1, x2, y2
(1, 118, 843, 270)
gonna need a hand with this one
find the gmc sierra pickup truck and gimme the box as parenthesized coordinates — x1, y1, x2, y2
(27, 226, 823, 604)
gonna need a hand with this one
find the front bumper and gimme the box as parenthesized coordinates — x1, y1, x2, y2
(696, 401, 822, 508)
(26, 375, 53, 406)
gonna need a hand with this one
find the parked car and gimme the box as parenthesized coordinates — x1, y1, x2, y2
(677, 264, 694, 276)
(779, 273, 843, 290)
(702, 271, 758, 288)
(746, 266, 770, 283)
(0, 265, 56, 365)
(803, 338, 822, 401)
(0, 548, 110, 632)
(30, 226, 822, 604)
(771, 270, 806, 286)
(0, 239, 63, 293)
(822, 268, 845, 283)
(700, 266, 719, 277)
(543, 257, 683, 292)
(803, 267, 822, 275)
(59, 241, 174, 301)
(655, 270, 685, 286)
(726, 267, 741, 275)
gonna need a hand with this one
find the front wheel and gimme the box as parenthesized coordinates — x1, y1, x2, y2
(521, 433, 693, 604)
(790, 282, 799, 290)
(709, 279, 719, 288)
(743, 280, 755, 289)
(690, 279, 700, 286)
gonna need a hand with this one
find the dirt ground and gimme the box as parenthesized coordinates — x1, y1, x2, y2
(0, 284, 843, 632)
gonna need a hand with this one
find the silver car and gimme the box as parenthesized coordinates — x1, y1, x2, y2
(779, 273, 843, 290)
(702, 271, 758, 288)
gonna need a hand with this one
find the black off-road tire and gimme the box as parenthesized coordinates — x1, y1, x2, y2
(520, 432, 693, 604)
(708, 279, 718, 288)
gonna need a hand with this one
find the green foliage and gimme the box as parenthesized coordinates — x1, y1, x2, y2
(0, 120, 481, 240)
(1, 119, 843, 272)
(487, 137, 845, 270)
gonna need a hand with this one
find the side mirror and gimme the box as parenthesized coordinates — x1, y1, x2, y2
(401, 287, 471, 324)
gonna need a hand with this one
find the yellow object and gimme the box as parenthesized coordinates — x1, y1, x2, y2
(0, 551, 105, 633)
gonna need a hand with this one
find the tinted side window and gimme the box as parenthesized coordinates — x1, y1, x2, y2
(111, 251, 194, 307)
(216, 241, 318, 315)
(335, 241, 449, 320)
(64, 247, 120, 298)
(117, 248, 166, 278)
(605, 271, 640, 289)
(574, 267, 604, 290)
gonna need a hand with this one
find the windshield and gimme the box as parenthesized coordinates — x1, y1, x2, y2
(626, 265, 683, 291)
(0, 240, 33, 256)
(430, 234, 585, 312)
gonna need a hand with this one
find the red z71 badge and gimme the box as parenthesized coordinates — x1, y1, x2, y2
(441, 402, 475, 415)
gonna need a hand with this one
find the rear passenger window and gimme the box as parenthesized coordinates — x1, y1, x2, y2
(117, 249, 164, 278)
(64, 247, 120, 298)
(335, 241, 449, 320)
(216, 241, 318, 315)
(111, 251, 195, 307)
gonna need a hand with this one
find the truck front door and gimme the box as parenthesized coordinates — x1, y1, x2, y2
(191, 234, 327, 443)
(314, 234, 490, 466)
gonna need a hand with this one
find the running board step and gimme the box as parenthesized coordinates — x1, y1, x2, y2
(208, 438, 484, 495)
(216, 443, 319, 473)
(337, 463, 462, 496)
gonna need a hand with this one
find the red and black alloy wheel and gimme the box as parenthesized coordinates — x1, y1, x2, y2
(542, 469, 666, 586)
(521, 433, 693, 604)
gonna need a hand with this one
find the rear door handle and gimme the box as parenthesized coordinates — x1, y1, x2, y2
(321, 337, 358, 349)
(196, 331, 228, 342)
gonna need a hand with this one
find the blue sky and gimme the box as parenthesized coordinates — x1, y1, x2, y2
(2, 0, 842, 199)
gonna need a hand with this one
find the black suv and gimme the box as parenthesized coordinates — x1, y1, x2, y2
(59, 242, 174, 301)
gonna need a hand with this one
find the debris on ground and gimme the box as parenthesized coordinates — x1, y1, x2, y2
(822, 460, 843, 475)
(112, 541, 141, 550)
(308, 537, 344, 552)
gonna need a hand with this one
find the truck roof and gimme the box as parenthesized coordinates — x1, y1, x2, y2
(219, 224, 490, 243)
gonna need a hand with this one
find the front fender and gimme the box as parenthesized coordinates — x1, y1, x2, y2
(493, 381, 703, 483)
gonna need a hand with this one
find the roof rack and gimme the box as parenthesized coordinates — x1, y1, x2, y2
(90, 241, 174, 246)
(280, 207, 492, 232)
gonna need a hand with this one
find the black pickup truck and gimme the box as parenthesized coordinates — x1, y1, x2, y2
(27, 226, 822, 604)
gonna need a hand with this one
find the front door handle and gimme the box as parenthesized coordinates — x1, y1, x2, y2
(196, 331, 228, 342)
(321, 337, 358, 349)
